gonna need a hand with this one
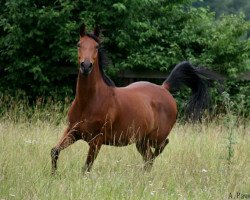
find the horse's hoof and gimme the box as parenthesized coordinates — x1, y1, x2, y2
(51, 169, 56, 176)
(144, 162, 153, 172)
(82, 167, 87, 175)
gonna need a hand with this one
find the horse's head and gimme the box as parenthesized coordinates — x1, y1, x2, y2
(78, 24, 100, 76)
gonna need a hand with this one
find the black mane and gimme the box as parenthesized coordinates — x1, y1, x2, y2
(86, 33, 115, 87)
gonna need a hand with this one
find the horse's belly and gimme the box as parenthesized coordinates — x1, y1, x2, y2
(102, 121, 150, 146)
(102, 137, 132, 146)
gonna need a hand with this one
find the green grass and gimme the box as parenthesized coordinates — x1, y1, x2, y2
(0, 103, 249, 200)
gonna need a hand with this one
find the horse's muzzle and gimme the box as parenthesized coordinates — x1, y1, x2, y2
(80, 60, 93, 75)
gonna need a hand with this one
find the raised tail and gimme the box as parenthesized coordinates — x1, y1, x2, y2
(162, 61, 222, 121)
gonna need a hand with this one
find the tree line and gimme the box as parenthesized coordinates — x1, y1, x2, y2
(0, 0, 249, 116)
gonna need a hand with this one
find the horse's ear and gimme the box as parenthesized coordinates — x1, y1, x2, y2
(79, 23, 86, 37)
(94, 25, 100, 37)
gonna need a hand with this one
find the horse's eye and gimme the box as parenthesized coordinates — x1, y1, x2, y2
(77, 42, 81, 48)
(96, 45, 99, 49)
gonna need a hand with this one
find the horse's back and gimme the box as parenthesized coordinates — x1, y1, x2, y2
(118, 81, 176, 108)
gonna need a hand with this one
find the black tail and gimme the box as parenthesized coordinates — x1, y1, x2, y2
(163, 61, 223, 121)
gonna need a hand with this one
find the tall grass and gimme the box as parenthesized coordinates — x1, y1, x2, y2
(0, 97, 249, 200)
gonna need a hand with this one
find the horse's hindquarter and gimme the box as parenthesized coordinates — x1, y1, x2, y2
(110, 82, 177, 145)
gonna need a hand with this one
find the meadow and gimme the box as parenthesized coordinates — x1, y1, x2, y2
(0, 99, 249, 200)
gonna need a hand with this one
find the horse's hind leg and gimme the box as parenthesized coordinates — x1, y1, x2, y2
(136, 140, 154, 171)
(51, 127, 78, 175)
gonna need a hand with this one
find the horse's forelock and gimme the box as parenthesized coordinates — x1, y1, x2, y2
(86, 33, 100, 44)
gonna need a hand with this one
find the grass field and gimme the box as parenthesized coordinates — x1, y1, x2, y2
(0, 101, 249, 200)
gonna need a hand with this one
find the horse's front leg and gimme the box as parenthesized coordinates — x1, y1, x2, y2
(51, 127, 79, 175)
(82, 135, 103, 174)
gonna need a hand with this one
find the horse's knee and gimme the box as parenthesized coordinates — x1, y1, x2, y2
(51, 147, 60, 175)
(154, 138, 169, 158)
(159, 138, 169, 148)
(165, 138, 169, 145)
(51, 147, 59, 160)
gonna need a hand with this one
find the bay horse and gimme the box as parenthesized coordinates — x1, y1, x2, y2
(51, 24, 215, 174)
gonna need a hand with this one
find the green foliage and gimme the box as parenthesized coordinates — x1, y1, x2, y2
(194, 0, 250, 21)
(213, 81, 250, 118)
(113, 2, 249, 77)
(0, 0, 249, 113)
(0, 0, 78, 98)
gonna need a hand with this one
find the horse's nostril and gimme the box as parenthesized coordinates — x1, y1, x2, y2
(80, 60, 92, 69)
(80, 62, 85, 68)
(80, 60, 93, 75)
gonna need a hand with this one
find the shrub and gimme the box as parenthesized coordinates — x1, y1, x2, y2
(0, 0, 249, 117)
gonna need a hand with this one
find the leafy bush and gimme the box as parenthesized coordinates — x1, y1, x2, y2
(0, 0, 249, 117)
(114, 2, 249, 77)
(213, 80, 250, 118)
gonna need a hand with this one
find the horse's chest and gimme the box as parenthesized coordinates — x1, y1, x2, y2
(68, 105, 113, 137)
(69, 102, 107, 124)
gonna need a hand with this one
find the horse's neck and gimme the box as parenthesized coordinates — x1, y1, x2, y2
(75, 64, 109, 105)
